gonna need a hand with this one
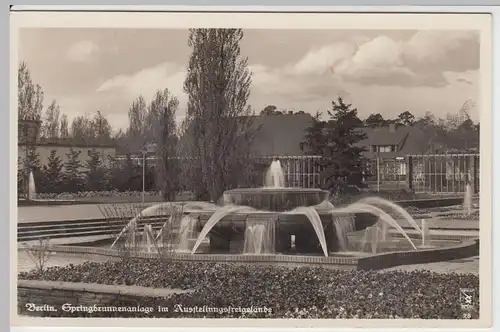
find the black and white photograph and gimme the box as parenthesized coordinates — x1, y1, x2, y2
(11, 9, 492, 328)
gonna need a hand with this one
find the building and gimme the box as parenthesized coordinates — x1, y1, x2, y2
(18, 119, 116, 170)
(18, 139, 117, 170)
(357, 123, 431, 187)
(116, 112, 320, 187)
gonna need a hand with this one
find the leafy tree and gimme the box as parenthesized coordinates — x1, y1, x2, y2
(315, 97, 367, 194)
(63, 148, 85, 192)
(42, 150, 64, 193)
(260, 105, 281, 116)
(40, 100, 61, 139)
(70, 114, 95, 143)
(92, 111, 112, 142)
(396, 111, 415, 126)
(18, 62, 44, 121)
(364, 113, 387, 127)
(85, 149, 108, 191)
(60, 114, 69, 139)
(126, 96, 148, 150)
(149, 89, 180, 201)
(183, 28, 258, 201)
(301, 111, 326, 156)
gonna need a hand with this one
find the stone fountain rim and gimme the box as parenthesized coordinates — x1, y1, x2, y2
(224, 187, 329, 193)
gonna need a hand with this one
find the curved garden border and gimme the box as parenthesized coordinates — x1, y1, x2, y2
(23, 238, 478, 271)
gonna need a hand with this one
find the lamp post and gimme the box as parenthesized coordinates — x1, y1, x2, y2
(141, 143, 156, 204)
(376, 150, 382, 193)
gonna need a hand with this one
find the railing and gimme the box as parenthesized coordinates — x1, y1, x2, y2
(113, 153, 479, 194)
(407, 154, 479, 194)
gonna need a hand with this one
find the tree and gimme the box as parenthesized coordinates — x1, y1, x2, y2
(183, 28, 258, 202)
(40, 100, 61, 139)
(396, 111, 415, 126)
(18, 62, 44, 121)
(92, 111, 112, 142)
(42, 150, 64, 193)
(364, 113, 387, 127)
(70, 114, 95, 143)
(60, 114, 69, 139)
(148, 89, 180, 201)
(260, 105, 281, 116)
(63, 148, 85, 192)
(316, 97, 367, 194)
(85, 149, 107, 191)
(127, 95, 148, 148)
(301, 111, 326, 156)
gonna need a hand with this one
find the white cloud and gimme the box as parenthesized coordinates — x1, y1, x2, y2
(96, 61, 188, 106)
(403, 31, 476, 63)
(291, 42, 356, 76)
(66, 40, 99, 63)
(287, 31, 478, 87)
(90, 31, 478, 128)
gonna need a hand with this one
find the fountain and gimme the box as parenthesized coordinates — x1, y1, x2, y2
(420, 219, 432, 248)
(27, 171, 36, 200)
(243, 217, 276, 255)
(464, 183, 473, 217)
(113, 159, 423, 257)
(140, 224, 155, 253)
(360, 226, 382, 254)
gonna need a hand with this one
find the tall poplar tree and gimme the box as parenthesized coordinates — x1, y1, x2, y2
(182, 28, 257, 201)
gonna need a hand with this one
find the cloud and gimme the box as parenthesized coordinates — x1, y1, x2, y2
(290, 42, 356, 76)
(66, 40, 99, 63)
(290, 31, 479, 87)
(96, 61, 188, 107)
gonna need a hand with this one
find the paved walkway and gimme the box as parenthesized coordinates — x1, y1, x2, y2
(17, 202, 165, 223)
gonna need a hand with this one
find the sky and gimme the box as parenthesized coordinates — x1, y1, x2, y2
(18, 28, 480, 131)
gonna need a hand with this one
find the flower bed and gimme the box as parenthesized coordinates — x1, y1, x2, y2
(19, 260, 479, 319)
(34, 191, 162, 200)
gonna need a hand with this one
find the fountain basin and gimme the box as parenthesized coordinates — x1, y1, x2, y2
(191, 211, 378, 254)
(194, 211, 376, 232)
(222, 188, 329, 212)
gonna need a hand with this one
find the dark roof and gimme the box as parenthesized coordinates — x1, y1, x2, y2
(358, 124, 431, 157)
(178, 113, 314, 157)
(249, 113, 314, 156)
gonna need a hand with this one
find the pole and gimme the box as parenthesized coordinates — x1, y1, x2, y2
(376, 154, 380, 193)
(142, 151, 145, 205)
(25, 144, 29, 200)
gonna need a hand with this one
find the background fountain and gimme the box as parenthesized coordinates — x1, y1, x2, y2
(464, 183, 473, 217)
(420, 219, 432, 248)
(27, 171, 36, 200)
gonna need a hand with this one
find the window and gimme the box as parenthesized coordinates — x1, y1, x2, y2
(378, 145, 392, 153)
(397, 161, 407, 175)
(373, 145, 397, 153)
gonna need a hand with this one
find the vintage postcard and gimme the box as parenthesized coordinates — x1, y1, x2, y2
(10, 7, 492, 329)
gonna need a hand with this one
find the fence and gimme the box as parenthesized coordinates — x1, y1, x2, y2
(407, 154, 479, 194)
(115, 153, 479, 194)
(364, 157, 407, 187)
(258, 155, 322, 188)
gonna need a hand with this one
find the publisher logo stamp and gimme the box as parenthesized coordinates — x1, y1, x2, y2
(459, 288, 475, 319)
